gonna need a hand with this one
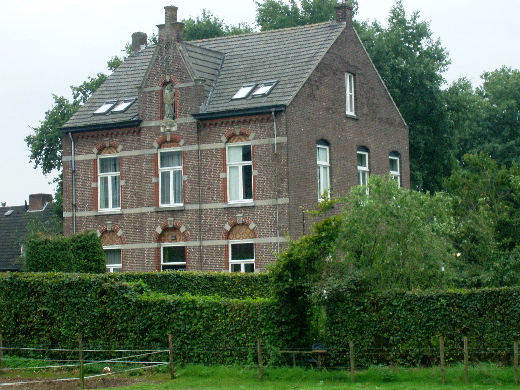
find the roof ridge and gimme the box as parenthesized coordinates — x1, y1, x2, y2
(190, 21, 339, 44)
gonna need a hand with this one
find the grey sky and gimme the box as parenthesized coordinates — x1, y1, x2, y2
(0, 0, 518, 206)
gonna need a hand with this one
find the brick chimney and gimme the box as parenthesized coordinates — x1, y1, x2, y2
(131, 32, 148, 52)
(335, 1, 354, 24)
(157, 5, 185, 43)
(28, 194, 52, 211)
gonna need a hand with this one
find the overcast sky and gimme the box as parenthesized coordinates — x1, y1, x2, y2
(0, 0, 518, 206)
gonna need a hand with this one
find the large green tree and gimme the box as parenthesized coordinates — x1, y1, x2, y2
(475, 67, 520, 167)
(444, 153, 520, 287)
(356, 2, 453, 191)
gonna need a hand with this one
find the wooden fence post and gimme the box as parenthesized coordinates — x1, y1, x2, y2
(440, 336, 445, 385)
(349, 340, 355, 383)
(78, 334, 85, 389)
(0, 334, 3, 375)
(257, 339, 263, 381)
(463, 336, 469, 385)
(514, 341, 519, 385)
(168, 334, 175, 380)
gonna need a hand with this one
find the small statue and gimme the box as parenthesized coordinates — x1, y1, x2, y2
(163, 84, 175, 120)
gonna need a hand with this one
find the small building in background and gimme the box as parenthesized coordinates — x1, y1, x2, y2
(0, 194, 56, 271)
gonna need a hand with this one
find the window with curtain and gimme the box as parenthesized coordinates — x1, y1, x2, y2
(227, 143, 253, 202)
(98, 156, 121, 210)
(389, 151, 401, 186)
(345, 72, 355, 115)
(317, 141, 330, 200)
(357, 147, 369, 186)
(159, 150, 183, 206)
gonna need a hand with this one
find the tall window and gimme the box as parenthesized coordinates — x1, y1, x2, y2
(229, 242, 255, 273)
(159, 150, 183, 206)
(357, 147, 369, 186)
(98, 156, 121, 210)
(227, 143, 253, 203)
(345, 72, 355, 116)
(104, 247, 122, 272)
(389, 152, 401, 186)
(317, 141, 330, 200)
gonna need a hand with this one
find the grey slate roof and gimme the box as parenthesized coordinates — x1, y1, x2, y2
(63, 46, 155, 130)
(62, 21, 345, 130)
(192, 22, 345, 114)
(0, 205, 56, 271)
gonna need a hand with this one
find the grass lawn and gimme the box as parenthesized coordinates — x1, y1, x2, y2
(99, 364, 519, 390)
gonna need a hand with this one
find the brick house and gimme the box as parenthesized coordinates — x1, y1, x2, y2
(0, 194, 56, 271)
(61, 3, 409, 273)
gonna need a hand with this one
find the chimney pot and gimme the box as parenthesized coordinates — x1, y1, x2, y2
(335, 1, 353, 23)
(131, 32, 148, 52)
(165, 6, 178, 25)
(158, 5, 184, 43)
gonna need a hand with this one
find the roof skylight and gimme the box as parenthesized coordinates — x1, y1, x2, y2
(232, 83, 256, 100)
(252, 81, 277, 97)
(111, 98, 136, 113)
(94, 100, 117, 115)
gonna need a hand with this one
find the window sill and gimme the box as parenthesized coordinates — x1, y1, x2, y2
(96, 209, 122, 215)
(155, 205, 185, 211)
(225, 201, 255, 208)
(345, 114, 359, 120)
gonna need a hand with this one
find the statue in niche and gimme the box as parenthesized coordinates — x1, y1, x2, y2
(163, 83, 176, 120)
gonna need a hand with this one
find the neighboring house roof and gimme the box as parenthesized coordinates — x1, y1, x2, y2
(62, 21, 345, 131)
(0, 204, 56, 271)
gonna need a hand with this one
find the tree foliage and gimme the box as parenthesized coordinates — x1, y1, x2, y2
(256, 0, 358, 30)
(183, 9, 253, 41)
(357, 2, 453, 191)
(332, 176, 454, 290)
(444, 153, 520, 287)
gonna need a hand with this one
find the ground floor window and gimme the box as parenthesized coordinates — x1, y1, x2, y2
(104, 247, 122, 272)
(162, 244, 186, 271)
(229, 242, 255, 273)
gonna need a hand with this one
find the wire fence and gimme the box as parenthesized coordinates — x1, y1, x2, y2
(0, 335, 519, 387)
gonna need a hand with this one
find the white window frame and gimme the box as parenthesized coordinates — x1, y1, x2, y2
(229, 241, 255, 273)
(345, 72, 355, 116)
(104, 246, 122, 273)
(227, 143, 253, 203)
(111, 98, 136, 113)
(161, 243, 187, 271)
(94, 100, 117, 115)
(252, 81, 277, 97)
(317, 143, 330, 201)
(159, 149, 183, 207)
(98, 155, 121, 211)
(232, 83, 256, 100)
(389, 153, 401, 187)
(357, 149, 369, 186)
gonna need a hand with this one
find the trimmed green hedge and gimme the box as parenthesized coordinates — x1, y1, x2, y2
(24, 231, 105, 273)
(0, 273, 281, 364)
(324, 288, 520, 366)
(117, 271, 273, 299)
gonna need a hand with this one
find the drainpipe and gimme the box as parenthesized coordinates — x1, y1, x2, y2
(68, 132, 77, 234)
(272, 109, 280, 254)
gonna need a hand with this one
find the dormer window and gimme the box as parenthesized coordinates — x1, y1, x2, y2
(232, 83, 256, 100)
(252, 81, 277, 97)
(111, 99, 136, 113)
(94, 100, 117, 115)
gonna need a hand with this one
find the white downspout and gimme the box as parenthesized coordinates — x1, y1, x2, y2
(68, 132, 77, 234)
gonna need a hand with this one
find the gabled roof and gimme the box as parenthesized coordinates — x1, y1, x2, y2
(62, 21, 346, 130)
(0, 205, 56, 271)
(191, 22, 345, 115)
